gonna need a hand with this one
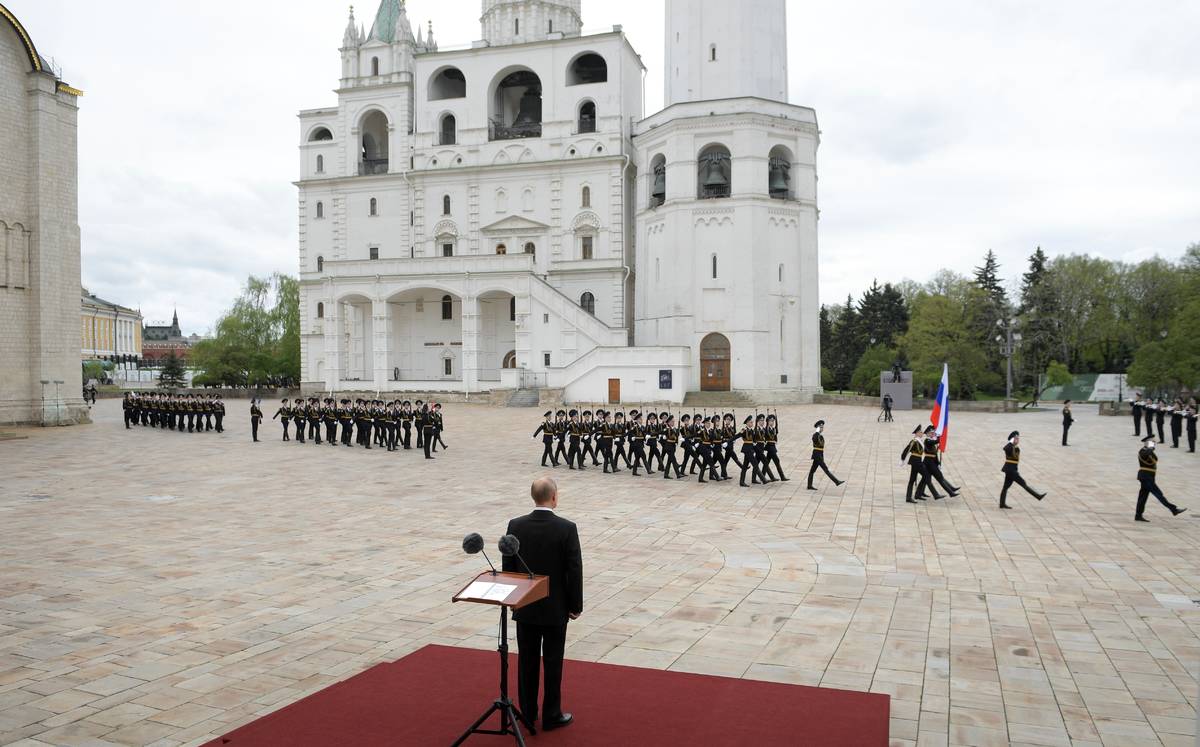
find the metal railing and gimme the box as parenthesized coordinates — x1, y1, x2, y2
(359, 159, 389, 176)
(489, 119, 542, 141)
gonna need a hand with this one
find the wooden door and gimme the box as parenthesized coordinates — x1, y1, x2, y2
(607, 378, 621, 404)
(699, 333, 731, 391)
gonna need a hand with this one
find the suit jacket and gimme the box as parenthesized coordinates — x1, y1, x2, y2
(503, 510, 583, 627)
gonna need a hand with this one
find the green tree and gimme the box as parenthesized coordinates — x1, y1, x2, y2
(858, 280, 909, 349)
(899, 291, 1001, 399)
(190, 273, 300, 387)
(1016, 247, 1061, 389)
(850, 345, 897, 396)
(158, 352, 187, 389)
(1126, 342, 1173, 397)
(1044, 360, 1072, 388)
(827, 294, 864, 390)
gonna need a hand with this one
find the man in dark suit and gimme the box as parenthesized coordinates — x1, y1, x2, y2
(503, 478, 583, 733)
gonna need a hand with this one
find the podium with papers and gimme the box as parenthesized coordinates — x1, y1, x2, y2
(451, 571, 548, 746)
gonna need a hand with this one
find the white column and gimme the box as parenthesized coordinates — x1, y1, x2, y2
(461, 294, 479, 393)
(324, 299, 340, 392)
(372, 298, 390, 392)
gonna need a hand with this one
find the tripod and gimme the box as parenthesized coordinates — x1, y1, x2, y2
(452, 605, 535, 746)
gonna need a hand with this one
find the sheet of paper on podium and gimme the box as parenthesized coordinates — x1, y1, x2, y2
(460, 580, 519, 603)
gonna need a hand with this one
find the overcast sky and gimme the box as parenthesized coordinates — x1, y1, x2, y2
(15, 1, 1200, 333)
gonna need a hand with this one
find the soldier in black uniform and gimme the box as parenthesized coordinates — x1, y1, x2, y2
(610, 412, 628, 469)
(806, 419, 843, 490)
(564, 410, 584, 469)
(627, 411, 651, 475)
(763, 414, 787, 482)
(534, 411, 557, 466)
(918, 425, 958, 498)
(339, 399, 354, 446)
(645, 412, 662, 473)
(421, 403, 436, 459)
(677, 414, 694, 474)
(250, 398, 263, 442)
(122, 393, 133, 429)
(305, 397, 321, 444)
(214, 395, 225, 433)
(1061, 400, 1073, 446)
(400, 401, 414, 449)
(323, 398, 337, 445)
(719, 413, 742, 480)
(753, 414, 776, 482)
(414, 400, 426, 449)
(1154, 399, 1167, 443)
(999, 430, 1045, 509)
(738, 416, 764, 486)
(579, 410, 598, 466)
(1135, 436, 1187, 521)
(1169, 399, 1184, 448)
(1143, 398, 1155, 439)
(1185, 400, 1197, 453)
(900, 425, 939, 503)
(1130, 394, 1143, 437)
(661, 414, 682, 479)
(595, 410, 614, 473)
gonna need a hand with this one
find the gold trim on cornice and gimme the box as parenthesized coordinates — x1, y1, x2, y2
(57, 82, 83, 96)
(0, 2, 43, 72)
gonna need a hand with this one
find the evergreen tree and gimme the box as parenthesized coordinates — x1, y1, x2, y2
(828, 294, 863, 391)
(859, 280, 909, 348)
(971, 249, 1010, 392)
(973, 249, 1009, 309)
(1016, 247, 1061, 388)
(158, 351, 187, 390)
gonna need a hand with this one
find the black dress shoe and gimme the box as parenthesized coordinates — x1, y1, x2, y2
(1172, 508, 1187, 517)
(1135, 516, 1149, 522)
(544, 713, 573, 731)
(1035, 492, 1046, 500)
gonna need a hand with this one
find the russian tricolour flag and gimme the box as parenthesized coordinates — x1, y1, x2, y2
(930, 363, 950, 452)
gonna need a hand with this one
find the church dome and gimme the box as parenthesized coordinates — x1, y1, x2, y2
(481, 0, 582, 46)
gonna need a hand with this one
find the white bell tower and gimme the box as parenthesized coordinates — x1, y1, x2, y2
(664, 0, 788, 106)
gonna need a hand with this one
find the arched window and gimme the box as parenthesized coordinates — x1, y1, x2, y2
(429, 67, 466, 100)
(360, 110, 389, 174)
(581, 186, 591, 207)
(768, 145, 793, 200)
(581, 236, 594, 260)
(316, 255, 324, 272)
(524, 242, 535, 255)
(709, 44, 717, 61)
(509, 297, 516, 321)
(650, 154, 666, 207)
(577, 101, 596, 133)
(697, 144, 731, 199)
(496, 189, 508, 212)
(440, 113, 456, 145)
(369, 197, 378, 216)
(503, 350, 517, 368)
(496, 243, 507, 255)
(316, 302, 324, 319)
(712, 254, 718, 279)
(442, 195, 451, 215)
(315, 201, 324, 219)
(441, 295, 453, 320)
(371, 57, 380, 76)
(308, 127, 333, 142)
(567, 53, 608, 85)
(490, 69, 542, 141)
(514, 18, 519, 34)
(580, 292, 595, 315)
(522, 188, 534, 212)
(316, 155, 324, 173)
(778, 264, 784, 282)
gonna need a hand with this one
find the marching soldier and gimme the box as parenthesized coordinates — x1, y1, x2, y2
(1144, 398, 1156, 439)
(292, 398, 306, 443)
(610, 412, 628, 469)
(719, 413, 742, 480)
(738, 415, 764, 486)
(919, 425, 958, 497)
(900, 425, 939, 503)
(533, 411, 558, 467)
(400, 400, 414, 449)
(432, 403, 447, 451)
(661, 414, 682, 479)
(1169, 399, 1184, 448)
(999, 430, 1045, 509)
(421, 403, 437, 459)
(339, 399, 354, 446)
(565, 409, 584, 469)
(1061, 400, 1073, 446)
(806, 419, 843, 490)
(214, 395, 226, 433)
(763, 414, 787, 482)
(414, 400, 426, 449)
(1135, 436, 1187, 522)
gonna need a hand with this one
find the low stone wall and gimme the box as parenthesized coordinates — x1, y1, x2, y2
(813, 393, 1018, 413)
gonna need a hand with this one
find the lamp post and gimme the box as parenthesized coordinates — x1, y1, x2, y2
(995, 318, 1021, 401)
(39, 379, 49, 426)
(53, 380, 63, 425)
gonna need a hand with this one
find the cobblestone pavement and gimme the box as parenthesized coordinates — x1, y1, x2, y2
(1, 399, 1197, 746)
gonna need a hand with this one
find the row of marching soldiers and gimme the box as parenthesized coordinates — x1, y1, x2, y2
(533, 408, 791, 486)
(122, 391, 226, 433)
(261, 397, 446, 457)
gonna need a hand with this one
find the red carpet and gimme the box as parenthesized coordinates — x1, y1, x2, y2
(205, 644, 889, 746)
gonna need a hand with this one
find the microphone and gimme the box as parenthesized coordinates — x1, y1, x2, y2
(498, 534, 534, 579)
(462, 532, 498, 575)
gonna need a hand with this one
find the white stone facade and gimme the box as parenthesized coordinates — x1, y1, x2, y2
(298, 0, 820, 402)
(0, 4, 88, 426)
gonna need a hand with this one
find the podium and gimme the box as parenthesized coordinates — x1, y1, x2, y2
(451, 571, 549, 747)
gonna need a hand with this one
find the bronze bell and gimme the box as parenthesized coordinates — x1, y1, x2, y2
(513, 89, 542, 126)
(769, 159, 790, 193)
(701, 156, 728, 188)
(651, 164, 666, 199)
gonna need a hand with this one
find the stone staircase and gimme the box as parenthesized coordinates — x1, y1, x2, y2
(683, 390, 758, 408)
(506, 389, 541, 408)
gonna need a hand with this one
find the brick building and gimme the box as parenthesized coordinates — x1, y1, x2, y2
(0, 3, 88, 425)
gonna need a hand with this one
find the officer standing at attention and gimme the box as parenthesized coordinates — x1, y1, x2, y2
(1130, 393, 1143, 437)
(250, 398, 263, 442)
(806, 420, 844, 490)
(1144, 398, 1156, 440)
(1135, 436, 1187, 522)
(999, 430, 1046, 509)
(1169, 399, 1184, 448)
(1061, 400, 1074, 446)
(1154, 398, 1167, 443)
(421, 404, 437, 459)
(1185, 400, 1197, 453)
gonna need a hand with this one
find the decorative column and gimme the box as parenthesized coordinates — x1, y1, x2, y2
(461, 294, 480, 394)
(372, 298, 391, 392)
(323, 293, 340, 393)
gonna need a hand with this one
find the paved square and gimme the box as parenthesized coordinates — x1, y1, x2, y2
(1, 400, 1197, 746)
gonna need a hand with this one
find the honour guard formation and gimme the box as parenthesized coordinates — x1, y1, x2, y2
(270, 397, 447, 458)
(121, 392, 226, 433)
(532, 408, 797, 487)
